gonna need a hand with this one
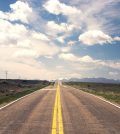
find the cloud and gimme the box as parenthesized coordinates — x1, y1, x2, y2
(0, 15, 60, 80)
(43, 0, 120, 46)
(80, 55, 95, 63)
(108, 71, 120, 79)
(14, 42, 59, 58)
(61, 47, 71, 53)
(57, 36, 65, 43)
(58, 53, 100, 75)
(0, 19, 28, 46)
(59, 53, 78, 62)
(114, 37, 120, 41)
(79, 30, 112, 45)
(47, 21, 67, 33)
(47, 21, 75, 33)
(0, 1, 34, 24)
(59, 53, 120, 70)
(56, 65, 64, 69)
(68, 41, 76, 46)
(32, 32, 49, 41)
(43, 0, 62, 15)
(68, 0, 120, 34)
(0, 45, 60, 80)
(0, 59, 58, 80)
(59, 53, 95, 63)
(0, 0, 63, 80)
(43, 0, 81, 16)
(0, 18, 59, 56)
(83, 0, 120, 33)
(13, 49, 38, 58)
(106, 61, 120, 70)
(46, 21, 76, 41)
(109, 71, 119, 76)
(43, 0, 82, 32)
(44, 55, 53, 59)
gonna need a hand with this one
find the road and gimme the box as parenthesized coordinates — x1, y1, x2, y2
(0, 84, 120, 134)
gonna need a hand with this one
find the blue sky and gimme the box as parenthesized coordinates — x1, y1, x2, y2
(0, 0, 120, 80)
(0, 0, 16, 11)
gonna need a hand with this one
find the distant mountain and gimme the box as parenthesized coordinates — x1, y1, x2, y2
(62, 77, 120, 84)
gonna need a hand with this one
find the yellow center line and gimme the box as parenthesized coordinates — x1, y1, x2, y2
(51, 83, 64, 134)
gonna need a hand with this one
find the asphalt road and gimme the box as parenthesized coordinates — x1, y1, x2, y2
(61, 85, 120, 134)
(0, 85, 120, 134)
(0, 87, 55, 134)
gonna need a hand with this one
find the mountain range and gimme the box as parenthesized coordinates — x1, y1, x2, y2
(62, 77, 120, 84)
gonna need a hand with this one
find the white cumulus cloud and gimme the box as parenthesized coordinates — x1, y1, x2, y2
(0, 1, 34, 24)
(43, 0, 81, 16)
(47, 21, 75, 34)
(114, 37, 120, 41)
(79, 30, 112, 45)
(32, 32, 49, 41)
(13, 49, 38, 58)
(61, 47, 71, 53)
(59, 53, 78, 62)
(59, 53, 120, 71)
(59, 53, 95, 63)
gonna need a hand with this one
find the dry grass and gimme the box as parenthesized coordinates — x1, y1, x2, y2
(66, 82, 120, 104)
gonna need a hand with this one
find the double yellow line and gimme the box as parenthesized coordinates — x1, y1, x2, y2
(51, 83, 64, 134)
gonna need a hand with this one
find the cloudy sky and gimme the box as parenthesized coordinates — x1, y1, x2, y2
(0, 0, 120, 80)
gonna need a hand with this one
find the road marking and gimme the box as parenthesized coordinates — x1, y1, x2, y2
(0, 88, 43, 111)
(68, 86, 120, 109)
(52, 83, 64, 134)
(88, 93, 120, 109)
(58, 84, 64, 134)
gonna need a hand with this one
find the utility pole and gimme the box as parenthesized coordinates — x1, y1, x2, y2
(18, 75, 21, 80)
(5, 71, 8, 80)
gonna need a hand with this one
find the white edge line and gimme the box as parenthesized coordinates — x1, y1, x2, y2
(88, 92, 120, 109)
(68, 86, 120, 109)
(0, 88, 43, 111)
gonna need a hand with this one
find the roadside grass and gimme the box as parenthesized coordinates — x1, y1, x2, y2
(0, 84, 49, 105)
(65, 82, 120, 104)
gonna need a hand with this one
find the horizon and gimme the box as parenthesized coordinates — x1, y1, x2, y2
(0, 77, 120, 82)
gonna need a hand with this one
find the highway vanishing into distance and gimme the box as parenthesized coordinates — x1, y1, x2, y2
(0, 83, 120, 134)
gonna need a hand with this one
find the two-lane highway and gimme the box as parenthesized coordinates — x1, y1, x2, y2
(0, 84, 120, 134)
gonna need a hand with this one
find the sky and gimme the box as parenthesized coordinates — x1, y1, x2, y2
(0, 0, 120, 80)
